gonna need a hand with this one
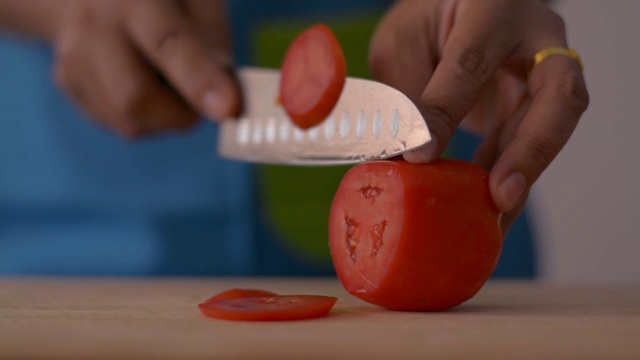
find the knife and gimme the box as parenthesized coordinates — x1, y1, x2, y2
(217, 66, 431, 165)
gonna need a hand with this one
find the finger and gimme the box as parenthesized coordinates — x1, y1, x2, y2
(368, 1, 440, 164)
(53, 21, 146, 136)
(99, 34, 200, 137)
(183, 0, 232, 53)
(474, 79, 531, 170)
(473, 128, 500, 172)
(404, 0, 522, 163)
(500, 191, 530, 236)
(125, 0, 240, 121)
(368, 0, 436, 101)
(53, 26, 111, 129)
(490, 56, 589, 212)
(58, 27, 199, 138)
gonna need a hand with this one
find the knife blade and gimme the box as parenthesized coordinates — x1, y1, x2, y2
(217, 66, 431, 165)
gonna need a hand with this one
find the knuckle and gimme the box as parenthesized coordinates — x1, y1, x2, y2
(522, 135, 559, 173)
(547, 9, 567, 34)
(421, 96, 459, 136)
(63, 3, 98, 34)
(73, 6, 98, 30)
(151, 23, 187, 61)
(557, 72, 590, 116)
(453, 47, 493, 86)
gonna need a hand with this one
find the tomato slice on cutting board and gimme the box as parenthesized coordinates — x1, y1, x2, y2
(280, 23, 347, 129)
(329, 159, 503, 311)
(199, 288, 337, 321)
(199, 288, 278, 305)
(199, 295, 338, 321)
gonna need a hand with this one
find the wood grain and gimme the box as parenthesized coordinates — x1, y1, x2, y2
(1, 278, 639, 359)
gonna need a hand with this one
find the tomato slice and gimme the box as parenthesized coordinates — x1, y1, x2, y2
(280, 23, 346, 129)
(199, 288, 278, 305)
(199, 295, 338, 321)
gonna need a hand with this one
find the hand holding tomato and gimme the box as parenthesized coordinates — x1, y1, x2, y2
(369, 0, 589, 232)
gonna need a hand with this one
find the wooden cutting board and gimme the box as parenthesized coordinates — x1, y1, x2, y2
(1, 278, 639, 359)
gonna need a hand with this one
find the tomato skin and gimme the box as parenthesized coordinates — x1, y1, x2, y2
(280, 23, 346, 129)
(199, 289, 278, 305)
(199, 295, 338, 321)
(329, 159, 502, 311)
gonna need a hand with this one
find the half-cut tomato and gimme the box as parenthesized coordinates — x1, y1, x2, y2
(280, 23, 346, 129)
(329, 159, 503, 311)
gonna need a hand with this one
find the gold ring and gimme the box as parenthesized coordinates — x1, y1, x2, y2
(532, 47, 584, 71)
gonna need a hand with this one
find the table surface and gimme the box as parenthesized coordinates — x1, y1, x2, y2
(1, 277, 639, 360)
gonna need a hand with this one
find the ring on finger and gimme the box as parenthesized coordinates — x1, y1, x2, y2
(531, 47, 584, 71)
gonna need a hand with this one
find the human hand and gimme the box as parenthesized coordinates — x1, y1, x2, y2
(369, 0, 589, 232)
(52, 0, 240, 138)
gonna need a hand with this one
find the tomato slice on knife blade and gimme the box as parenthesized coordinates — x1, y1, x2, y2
(280, 23, 347, 129)
(199, 295, 338, 321)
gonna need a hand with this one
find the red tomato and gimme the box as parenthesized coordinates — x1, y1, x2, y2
(199, 288, 278, 305)
(329, 159, 503, 311)
(280, 23, 346, 129)
(199, 295, 338, 321)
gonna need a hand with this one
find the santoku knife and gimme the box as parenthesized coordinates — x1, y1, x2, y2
(217, 66, 431, 165)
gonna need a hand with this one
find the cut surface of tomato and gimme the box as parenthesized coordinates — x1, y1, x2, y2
(199, 288, 278, 305)
(280, 23, 346, 129)
(329, 159, 503, 311)
(199, 295, 338, 321)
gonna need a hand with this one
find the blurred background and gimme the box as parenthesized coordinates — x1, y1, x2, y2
(0, 0, 638, 283)
(241, 0, 640, 283)
(532, 0, 640, 283)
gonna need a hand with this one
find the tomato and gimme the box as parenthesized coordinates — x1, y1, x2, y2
(280, 23, 346, 129)
(329, 159, 503, 311)
(199, 295, 338, 321)
(199, 288, 278, 305)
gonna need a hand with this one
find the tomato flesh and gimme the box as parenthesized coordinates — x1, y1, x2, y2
(329, 159, 503, 311)
(199, 295, 338, 321)
(199, 288, 278, 305)
(280, 23, 346, 129)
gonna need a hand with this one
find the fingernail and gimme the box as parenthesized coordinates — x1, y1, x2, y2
(499, 172, 527, 210)
(403, 137, 438, 163)
(204, 90, 229, 121)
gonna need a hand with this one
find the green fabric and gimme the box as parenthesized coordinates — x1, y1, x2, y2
(253, 12, 383, 264)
